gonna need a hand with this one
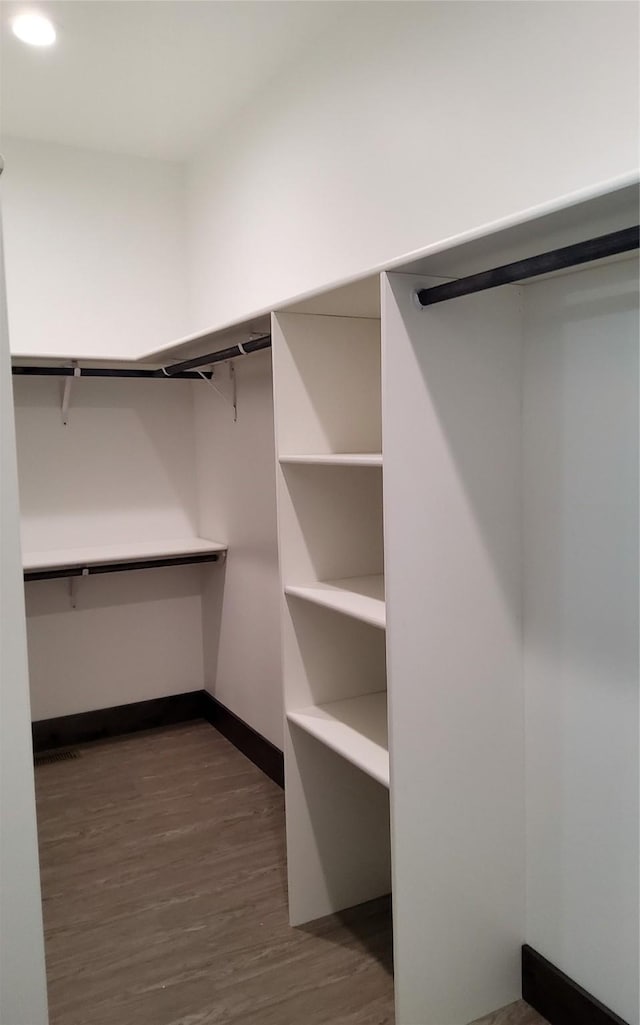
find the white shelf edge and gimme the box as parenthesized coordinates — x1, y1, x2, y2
(285, 575, 385, 629)
(23, 537, 227, 573)
(279, 453, 383, 467)
(287, 691, 389, 788)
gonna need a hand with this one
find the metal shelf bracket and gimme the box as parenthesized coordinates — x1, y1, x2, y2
(61, 363, 80, 426)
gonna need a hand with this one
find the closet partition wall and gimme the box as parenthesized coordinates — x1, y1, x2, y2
(383, 274, 525, 1024)
(381, 213, 639, 1023)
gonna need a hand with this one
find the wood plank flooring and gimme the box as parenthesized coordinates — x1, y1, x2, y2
(35, 722, 547, 1025)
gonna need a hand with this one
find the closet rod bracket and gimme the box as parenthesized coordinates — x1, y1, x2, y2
(199, 366, 237, 420)
(68, 568, 89, 608)
(62, 363, 81, 426)
(230, 361, 237, 422)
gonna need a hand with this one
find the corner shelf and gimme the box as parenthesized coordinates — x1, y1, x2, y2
(23, 537, 227, 581)
(279, 454, 382, 467)
(288, 691, 389, 788)
(285, 574, 385, 629)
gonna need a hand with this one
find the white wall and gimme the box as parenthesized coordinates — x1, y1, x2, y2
(1, 136, 189, 359)
(193, 351, 282, 748)
(14, 377, 200, 549)
(14, 376, 208, 719)
(0, 205, 48, 1023)
(523, 258, 639, 1024)
(186, 0, 638, 332)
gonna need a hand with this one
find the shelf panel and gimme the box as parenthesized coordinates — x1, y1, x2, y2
(288, 691, 389, 787)
(285, 574, 385, 629)
(280, 453, 382, 467)
(23, 537, 227, 577)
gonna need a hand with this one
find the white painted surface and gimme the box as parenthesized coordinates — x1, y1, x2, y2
(285, 577, 385, 631)
(288, 691, 389, 788)
(1, 137, 189, 359)
(523, 258, 639, 1024)
(383, 273, 524, 1024)
(23, 537, 226, 572)
(279, 454, 382, 467)
(284, 275, 381, 320)
(14, 376, 199, 550)
(0, 1, 349, 160)
(396, 182, 639, 284)
(25, 567, 207, 721)
(187, 1, 639, 336)
(282, 598, 387, 713)
(193, 349, 283, 749)
(0, 206, 48, 1024)
(14, 374, 208, 719)
(279, 464, 384, 585)
(273, 314, 381, 456)
(284, 723, 391, 927)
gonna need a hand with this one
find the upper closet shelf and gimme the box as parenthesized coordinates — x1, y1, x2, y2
(23, 537, 227, 581)
(10, 178, 635, 365)
(136, 175, 636, 366)
(279, 454, 382, 467)
(288, 691, 389, 788)
(285, 575, 385, 629)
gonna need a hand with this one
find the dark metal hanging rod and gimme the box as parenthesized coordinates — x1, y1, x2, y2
(12, 333, 272, 379)
(12, 365, 212, 380)
(415, 225, 639, 307)
(162, 333, 272, 376)
(24, 551, 221, 582)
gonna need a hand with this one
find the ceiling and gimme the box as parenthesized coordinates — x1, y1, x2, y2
(0, 1, 350, 161)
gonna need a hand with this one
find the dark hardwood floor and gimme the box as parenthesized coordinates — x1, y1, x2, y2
(34, 721, 547, 1025)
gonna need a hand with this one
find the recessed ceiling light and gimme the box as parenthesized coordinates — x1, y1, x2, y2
(11, 12, 56, 47)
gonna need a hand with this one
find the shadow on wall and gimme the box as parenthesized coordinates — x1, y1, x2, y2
(290, 724, 391, 925)
(399, 285, 523, 640)
(281, 463, 383, 581)
(522, 261, 639, 683)
(286, 596, 386, 708)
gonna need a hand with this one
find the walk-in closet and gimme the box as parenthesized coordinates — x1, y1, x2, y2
(1, 4, 638, 1025)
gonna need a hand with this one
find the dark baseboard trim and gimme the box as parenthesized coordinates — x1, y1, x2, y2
(32, 692, 204, 752)
(32, 690, 285, 789)
(522, 945, 630, 1025)
(200, 691, 284, 789)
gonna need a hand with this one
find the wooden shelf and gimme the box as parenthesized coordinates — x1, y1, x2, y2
(280, 454, 382, 467)
(23, 537, 227, 580)
(285, 574, 385, 629)
(288, 691, 389, 787)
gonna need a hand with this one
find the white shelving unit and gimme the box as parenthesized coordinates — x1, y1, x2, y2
(268, 184, 639, 1024)
(272, 309, 390, 926)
